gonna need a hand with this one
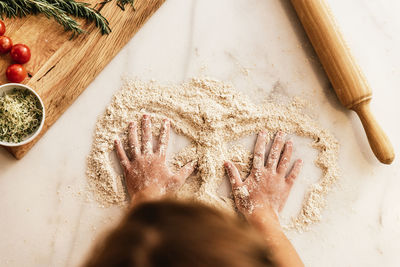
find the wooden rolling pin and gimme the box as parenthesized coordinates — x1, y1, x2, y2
(290, 0, 395, 164)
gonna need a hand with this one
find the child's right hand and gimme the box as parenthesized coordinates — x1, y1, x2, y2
(224, 131, 302, 225)
(114, 115, 195, 205)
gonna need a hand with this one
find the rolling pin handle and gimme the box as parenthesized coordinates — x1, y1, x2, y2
(290, 0, 395, 164)
(352, 101, 395, 164)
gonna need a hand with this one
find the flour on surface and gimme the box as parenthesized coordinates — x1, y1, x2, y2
(86, 78, 339, 231)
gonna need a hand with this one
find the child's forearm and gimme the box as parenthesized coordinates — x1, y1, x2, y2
(248, 212, 304, 267)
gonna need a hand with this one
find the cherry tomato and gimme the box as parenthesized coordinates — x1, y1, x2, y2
(0, 36, 12, 54)
(0, 21, 5, 36)
(11, 44, 31, 64)
(6, 64, 27, 83)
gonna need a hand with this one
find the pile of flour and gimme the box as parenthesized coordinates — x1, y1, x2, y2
(86, 78, 339, 231)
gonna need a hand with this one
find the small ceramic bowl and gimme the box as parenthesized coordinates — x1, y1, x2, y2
(0, 83, 45, 147)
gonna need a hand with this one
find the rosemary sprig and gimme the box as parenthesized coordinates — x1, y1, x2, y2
(0, 2, 15, 18)
(47, 0, 111, 34)
(0, 0, 84, 35)
(116, 0, 135, 11)
(0, 0, 132, 36)
(0, 0, 30, 18)
(28, 0, 84, 36)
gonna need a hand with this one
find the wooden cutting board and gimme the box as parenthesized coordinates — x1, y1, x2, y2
(0, 0, 165, 159)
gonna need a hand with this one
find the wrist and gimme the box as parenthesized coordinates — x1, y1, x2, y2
(246, 206, 281, 233)
(129, 186, 164, 206)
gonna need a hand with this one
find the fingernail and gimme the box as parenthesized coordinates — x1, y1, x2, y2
(260, 130, 267, 136)
(277, 131, 286, 138)
(129, 122, 134, 128)
(143, 114, 149, 119)
(114, 139, 119, 145)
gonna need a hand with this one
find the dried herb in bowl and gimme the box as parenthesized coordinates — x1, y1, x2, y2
(0, 88, 43, 143)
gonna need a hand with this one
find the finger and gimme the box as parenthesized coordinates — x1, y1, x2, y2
(224, 161, 243, 190)
(156, 119, 170, 158)
(277, 140, 293, 174)
(252, 131, 267, 172)
(128, 122, 140, 157)
(286, 159, 303, 187)
(174, 161, 196, 186)
(266, 131, 286, 171)
(141, 114, 153, 154)
(114, 139, 129, 169)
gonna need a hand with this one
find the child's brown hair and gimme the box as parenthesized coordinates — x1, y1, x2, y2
(84, 200, 273, 267)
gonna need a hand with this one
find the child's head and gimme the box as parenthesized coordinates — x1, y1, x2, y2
(85, 200, 273, 267)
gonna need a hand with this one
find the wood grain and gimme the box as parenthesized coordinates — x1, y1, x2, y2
(1, 0, 165, 159)
(353, 100, 395, 164)
(291, 0, 394, 164)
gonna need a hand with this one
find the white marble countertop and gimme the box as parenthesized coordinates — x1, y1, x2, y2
(1, 0, 399, 266)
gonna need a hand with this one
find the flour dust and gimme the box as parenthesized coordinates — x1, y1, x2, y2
(86, 78, 339, 231)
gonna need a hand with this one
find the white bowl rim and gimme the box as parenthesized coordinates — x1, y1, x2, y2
(0, 83, 46, 147)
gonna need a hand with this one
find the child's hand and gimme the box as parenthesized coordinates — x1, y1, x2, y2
(115, 114, 195, 204)
(224, 131, 302, 223)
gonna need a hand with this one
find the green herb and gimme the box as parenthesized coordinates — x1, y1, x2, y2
(0, 88, 43, 143)
(96, 0, 135, 11)
(47, 0, 111, 35)
(116, 0, 135, 11)
(0, 0, 135, 36)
